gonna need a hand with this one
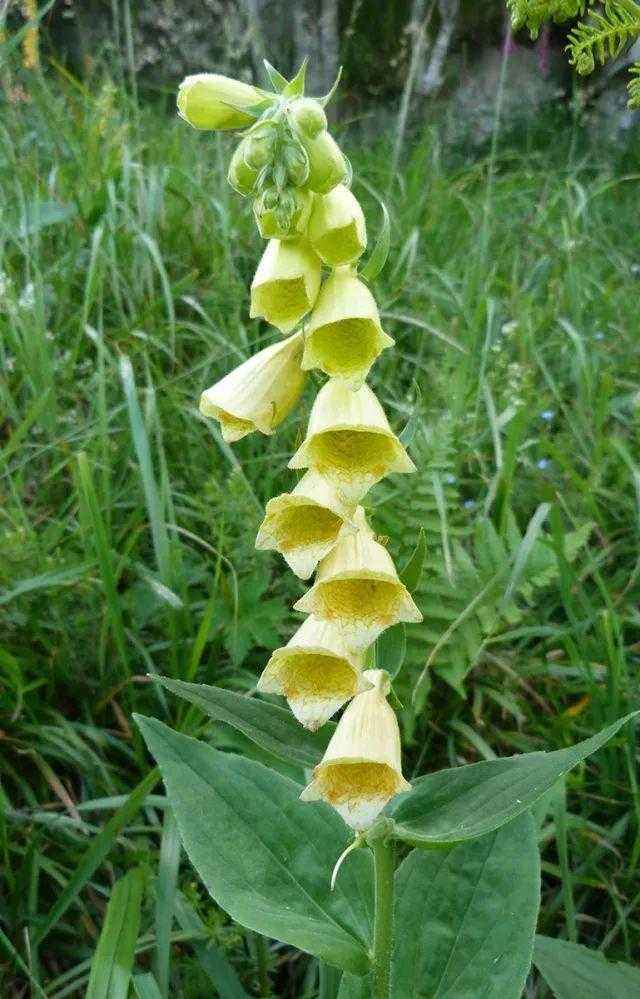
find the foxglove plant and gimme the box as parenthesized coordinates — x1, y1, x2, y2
(136, 61, 637, 998)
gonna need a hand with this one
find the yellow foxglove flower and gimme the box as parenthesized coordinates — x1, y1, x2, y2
(255, 470, 354, 579)
(199, 331, 305, 442)
(294, 507, 422, 650)
(302, 268, 394, 386)
(307, 186, 367, 267)
(253, 189, 314, 241)
(250, 239, 322, 333)
(177, 73, 261, 130)
(289, 380, 415, 503)
(257, 616, 370, 730)
(300, 130, 348, 194)
(300, 669, 410, 830)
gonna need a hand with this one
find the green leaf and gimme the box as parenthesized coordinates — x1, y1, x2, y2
(153, 808, 180, 998)
(338, 972, 372, 997)
(391, 812, 540, 997)
(86, 869, 144, 999)
(157, 677, 333, 768)
(399, 527, 427, 592)
(133, 975, 163, 999)
(263, 59, 289, 93)
(135, 716, 373, 975)
(534, 935, 640, 997)
(375, 624, 406, 680)
(283, 58, 308, 97)
(388, 713, 638, 847)
(359, 197, 390, 284)
(32, 769, 159, 946)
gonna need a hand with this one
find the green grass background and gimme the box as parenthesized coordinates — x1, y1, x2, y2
(1, 64, 639, 995)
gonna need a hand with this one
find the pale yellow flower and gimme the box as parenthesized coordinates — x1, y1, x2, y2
(199, 332, 305, 442)
(257, 616, 370, 730)
(300, 669, 410, 830)
(250, 239, 322, 333)
(307, 186, 366, 267)
(299, 130, 348, 194)
(177, 73, 261, 130)
(289, 380, 415, 503)
(302, 268, 394, 386)
(294, 507, 422, 650)
(255, 470, 354, 579)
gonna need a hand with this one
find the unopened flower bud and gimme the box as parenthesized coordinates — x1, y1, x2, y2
(303, 268, 393, 386)
(289, 97, 328, 138)
(283, 142, 309, 186)
(199, 331, 305, 442)
(289, 380, 415, 503)
(227, 139, 259, 196)
(177, 73, 262, 131)
(299, 130, 348, 194)
(255, 470, 354, 579)
(294, 507, 422, 650)
(243, 128, 275, 170)
(258, 616, 370, 730)
(254, 188, 313, 240)
(250, 238, 321, 333)
(307, 185, 367, 267)
(300, 668, 410, 829)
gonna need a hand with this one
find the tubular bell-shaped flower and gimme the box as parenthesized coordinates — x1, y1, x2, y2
(307, 185, 367, 267)
(255, 470, 354, 579)
(302, 268, 394, 386)
(250, 239, 322, 333)
(300, 669, 410, 830)
(177, 73, 262, 130)
(289, 379, 415, 503)
(294, 507, 422, 650)
(199, 331, 305, 442)
(258, 616, 370, 730)
(299, 129, 349, 194)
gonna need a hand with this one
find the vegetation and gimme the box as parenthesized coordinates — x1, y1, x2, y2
(1, 51, 639, 995)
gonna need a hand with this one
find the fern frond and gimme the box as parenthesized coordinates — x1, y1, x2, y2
(567, 0, 640, 75)
(628, 61, 640, 106)
(507, 0, 588, 39)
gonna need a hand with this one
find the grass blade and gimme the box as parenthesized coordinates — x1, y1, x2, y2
(86, 868, 144, 999)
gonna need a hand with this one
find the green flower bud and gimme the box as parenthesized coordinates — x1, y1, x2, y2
(300, 130, 348, 194)
(254, 188, 314, 240)
(283, 142, 309, 186)
(227, 139, 259, 196)
(243, 128, 275, 170)
(177, 73, 261, 131)
(289, 97, 328, 138)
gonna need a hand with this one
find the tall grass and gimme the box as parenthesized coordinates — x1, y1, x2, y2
(1, 60, 639, 995)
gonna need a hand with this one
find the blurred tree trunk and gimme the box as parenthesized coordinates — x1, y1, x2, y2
(421, 0, 460, 95)
(293, 0, 339, 95)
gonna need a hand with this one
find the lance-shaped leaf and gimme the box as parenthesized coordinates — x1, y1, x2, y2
(156, 677, 333, 769)
(391, 812, 540, 998)
(135, 716, 373, 974)
(387, 713, 637, 847)
(533, 935, 640, 997)
(87, 869, 144, 999)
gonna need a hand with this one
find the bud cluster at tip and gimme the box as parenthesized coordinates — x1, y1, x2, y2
(185, 62, 419, 830)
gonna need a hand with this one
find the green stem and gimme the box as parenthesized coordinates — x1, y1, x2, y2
(254, 932, 269, 996)
(372, 836, 395, 999)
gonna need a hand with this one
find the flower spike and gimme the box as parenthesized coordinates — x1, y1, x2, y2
(289, 380, 415, 504)
(294, 507, 422, 650)
(258, 616, 370, 730)
(300, 669, 410, 830)
(199, 331, 305, 442)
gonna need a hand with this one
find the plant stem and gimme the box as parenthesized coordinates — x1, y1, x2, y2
(254, 932, 269, 996)
(372, 836, 395, 999)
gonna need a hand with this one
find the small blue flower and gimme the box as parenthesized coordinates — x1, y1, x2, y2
(537, 458, 551, 470)
(540, 409, 555, 422)
(445, 474, 457, 484)
(463, 499, 475, 509)
(594, 332, 605, 341)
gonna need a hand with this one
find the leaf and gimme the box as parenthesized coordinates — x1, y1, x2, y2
(32, 769, 159, 946)
(399, 527, 427, 592)
(375, 624, 406, 680)
(392, 812, 540, 997)
(534, 935, 640, 997)
(501, 502, 550, 607)
(133, 975, 163, 999)
(283, 57, 308, 97)
(86, 869, 144, 999)
(263, 59, 289, 93)
(359, 197, 390, 284)
(153, 808, 180, 998)
(19, 199, 77, 237)
(135, 716, 373, 975)
(157, 677, 333, 768)
(338, 972, 372, 997)
(388, 713, 638, 847)
(0, 562, 93, 607)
